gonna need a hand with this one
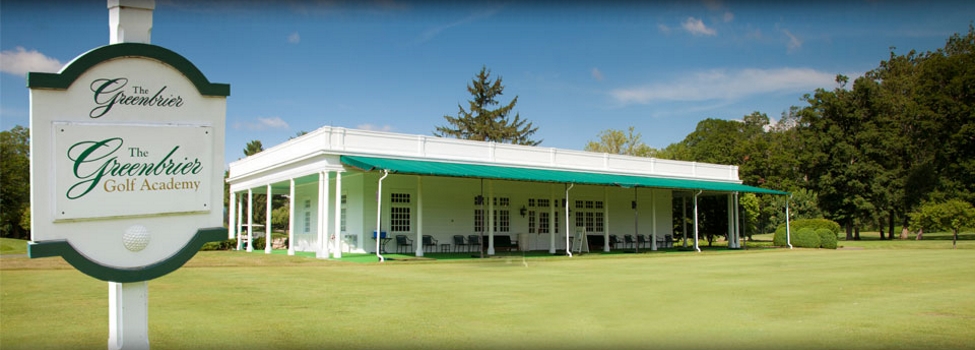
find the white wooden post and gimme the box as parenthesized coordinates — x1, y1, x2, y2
(265, 185, 272, 254)
(333, 172, 343, 258)
(288, 178, 295, 256)
(228, 191, 236, 240)
(317, 172, 330, 259)
(246, 188, 253, 252)
(416, 176, 424, 257)
(487, 180, 495, 255)
(107, 2, 154, 349)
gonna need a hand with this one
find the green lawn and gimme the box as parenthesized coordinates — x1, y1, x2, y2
(1, 239, 973, 350)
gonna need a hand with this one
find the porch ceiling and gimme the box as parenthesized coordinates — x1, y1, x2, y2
(340, 155, 788, 195)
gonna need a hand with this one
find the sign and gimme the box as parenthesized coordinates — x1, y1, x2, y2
(29, 43, 229, 282)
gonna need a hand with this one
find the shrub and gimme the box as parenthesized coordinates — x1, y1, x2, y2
(817, 228, 837, 249)
(792, 228, 821, 248)
(773, 218, 841, 247)
(200, 239, 237, 251)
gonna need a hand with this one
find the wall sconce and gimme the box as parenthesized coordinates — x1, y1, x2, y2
(519, 205, 527, 217)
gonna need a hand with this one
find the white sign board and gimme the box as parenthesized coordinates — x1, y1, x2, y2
(29, 43, 229, 282)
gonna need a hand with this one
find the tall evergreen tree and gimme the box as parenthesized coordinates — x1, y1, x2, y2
(434, 66, 541, 146)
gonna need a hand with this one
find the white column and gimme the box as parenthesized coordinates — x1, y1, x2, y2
(228, 191, 236, 240)
(109, 0, 153, 45)
(236, 194, 243, 250)
(246, 188, 254, 252)
(333, 172, 343, 258)
(693, 191, 701, 252)
(287, 178, 295, 256)
(549, 185, 556, 254)
(651, 189, 657, 251)
(317, 172, 330, 259)
(416, 176, 424, 257)
(487, 180, 495, 255)
(603, 187, 610, 253)
(265, 185, 272, 254)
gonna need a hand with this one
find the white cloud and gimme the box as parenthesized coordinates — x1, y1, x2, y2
(0, 47, 62, 76)
(609, 67, 837, 105)
(357, 123, 394, 132)
(591, 67, 604, 81)
(657, 23, 671, 34)
(233, 116, 290, 130)
(681, 17, 716, 36)
(287, 32, 301, 44)
(782, 29, 802, 52)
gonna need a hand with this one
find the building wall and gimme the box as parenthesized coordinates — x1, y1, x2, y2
(330, 172, 675, 254)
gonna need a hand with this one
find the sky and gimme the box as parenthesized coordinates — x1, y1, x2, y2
(2, 0, 974, 168)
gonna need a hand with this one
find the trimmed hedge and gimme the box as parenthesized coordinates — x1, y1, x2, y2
(792, 228, 821, 248)
(773, 218, 841, 249)
(817, 228, 838, 249)
(200, 239, 237, 251)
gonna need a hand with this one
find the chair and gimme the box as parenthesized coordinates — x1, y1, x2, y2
(637, 234, 648, 249)
(422, 235, 438, 253)
(624, 234, 636, 249)
(395, 235, 413, 254)
(657, 234, 674, 249)
(609, 235, 622, 249)
(468, 235, 481, 252)
(453, 235, 468, 252)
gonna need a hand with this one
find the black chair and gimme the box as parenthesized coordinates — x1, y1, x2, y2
(395, 235, 413, 254)
(422, 235, 438, 253)
(468, 235, 481, 252)
(637, 234, 648, 249)
(624, 234, 636, 249)
(609, 235, 622, 249)
(453, 235, 468, 252)
(657, 234, 674, 249)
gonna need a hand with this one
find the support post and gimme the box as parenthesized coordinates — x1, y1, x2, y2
(236, 195, 243, 250)
(549, 184, 556, 254)
(416, 176, 424, 257)
(108, 281, 149, 350)
(693, 190, 701, 252)
(317, 172, 329, 259)
(287, 178, 295, 256)
(265, 185, 272, 254)
(565, 183, 574, 257)
(333, 172, 343, 258)
(651, 189, 657, 251)
(246, 188, 253, 252)
(682, 194, 688, 247)
(604, 187, 610, 253)
(228, 191, 236, 240)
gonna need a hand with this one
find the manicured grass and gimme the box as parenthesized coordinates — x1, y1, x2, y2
(0, 237, 27, 255)
(2, 241, 973, 349)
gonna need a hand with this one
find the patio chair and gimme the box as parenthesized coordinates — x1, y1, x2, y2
(422, 235, 438, 253)
(624, 234, 636, 249)
(637, 234, 649, 249)
(395, 235, 413, 254)
(468, 235, 481, 252)
(609, 235, 622, 249)
(657, 234, 674, 249)
(453, 235, 468, 252)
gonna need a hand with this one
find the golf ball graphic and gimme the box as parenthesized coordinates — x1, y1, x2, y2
(123, 225, 151, 252)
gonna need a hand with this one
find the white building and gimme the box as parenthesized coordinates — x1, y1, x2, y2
(226, 126, 787, 260)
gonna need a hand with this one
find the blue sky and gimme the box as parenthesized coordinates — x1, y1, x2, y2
(2, 0, 973, 168)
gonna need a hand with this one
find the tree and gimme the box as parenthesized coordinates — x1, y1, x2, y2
(434, 66, 540, 146)
(584, 126, 656, 156)
(244, 140, 264, 156)
(909, 199, 975, 248)
(0, 126, 30, 239)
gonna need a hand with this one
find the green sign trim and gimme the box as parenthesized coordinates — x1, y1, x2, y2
(28, 227, 226, 283)
(27, 43, 230, 97)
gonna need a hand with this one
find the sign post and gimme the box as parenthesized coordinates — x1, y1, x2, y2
(27, 1, 229, 349)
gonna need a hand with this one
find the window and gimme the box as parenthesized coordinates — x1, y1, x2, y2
(474, 208, 485, 233)
(476, 196, 509, 233)
(539, 212, 550, 233)
(303, 200, 311, 233)
(528, 210, 536, 233)
(390, 193, 411, 232)
(340, 194, 347, 232)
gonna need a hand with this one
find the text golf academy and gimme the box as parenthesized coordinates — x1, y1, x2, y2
(67, 137, 204, 200)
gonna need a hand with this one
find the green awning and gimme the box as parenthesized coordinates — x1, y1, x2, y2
(340, 155, 788, 195)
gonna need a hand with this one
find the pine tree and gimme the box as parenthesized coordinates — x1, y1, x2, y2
(434, 66, 541, 146)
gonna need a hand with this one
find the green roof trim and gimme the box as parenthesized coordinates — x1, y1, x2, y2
(340, 155, 788, 195)
(27, 43, 230, 96)
(28, 227, 227, 283)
